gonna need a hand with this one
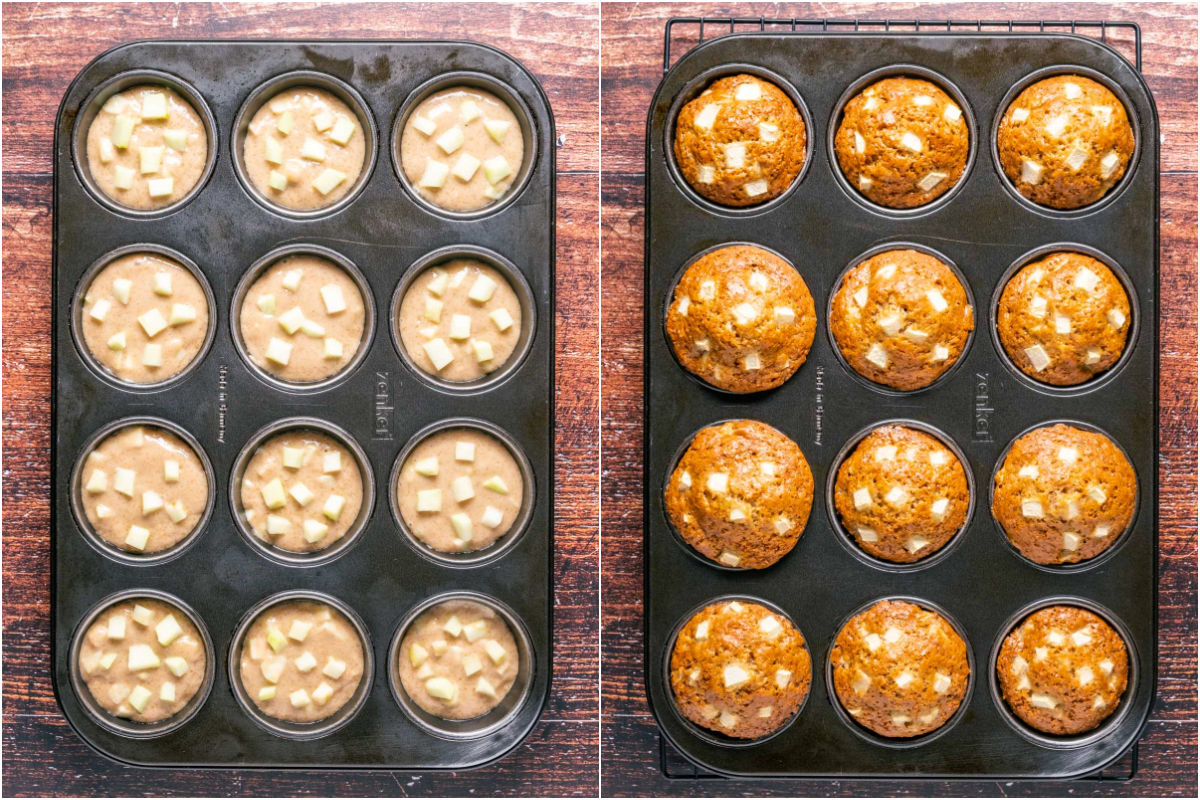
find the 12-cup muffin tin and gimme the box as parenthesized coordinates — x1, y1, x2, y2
(643, 29, 1158, 778)
(52, 40, 554, 768)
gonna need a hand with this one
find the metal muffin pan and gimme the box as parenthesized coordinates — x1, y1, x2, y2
(643, 31, 1157, 779)
(53, 39, 554, 769)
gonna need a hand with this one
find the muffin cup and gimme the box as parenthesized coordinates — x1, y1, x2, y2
(824, 418, 975, 573)
(70, 243, 218, 393)
(990, 64, 1141, 218)
(392, 71, 538, 220)
(69, 416, 215, 566)
(231, 70, 378, 219)
(71, 69, 218, 218)
(661, 240, 817, 397)
(662, 63, 813, 217)
(389, 417, 535, 568)
(825, 240, 976, 396)
(227, 590, 374, 740)
(228, 417, 375, 567)
(661, 594, 811, 747)
(387, 591, 535, 740)
(68, 588, 215, 738)
(988, 596, 1139, 750)
(988, 419, 1140, 574)
(389, 244, 537, 394)
(827, 64, 977, 218)
(230, 243, 376, 393)
(988, 242, 1140, 397)
(824, 595, 975, 749)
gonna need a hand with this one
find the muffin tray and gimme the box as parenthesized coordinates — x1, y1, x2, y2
(643, 29, 1158, 778)
(51, 40, 554, 768)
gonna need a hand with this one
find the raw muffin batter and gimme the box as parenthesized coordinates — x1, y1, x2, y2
(992, 423, 1137, 565)
(238, 599, 365, 724)
(664, 419, 813, 569)
(239, 253, 367, 384)
(86, 84, 209, 210)
(395, 428, 524, 554)
(397, 598, 520, 720)
(397, 259, 523, 383)
(79, 251, 210, 384)
(833, 425, 970, 563)
(834, 76, 969, 208)
(669, 599, 811, 739)
(665, 244, 816, 393)
(239, 430, 364, 554)
(79, 423, 208, 555)
(996, 605, 1129, 735)
(830, 599, 970, 738)
(673, 73, 807, 206)
(243, 87, 366, 210)
(400, 86, 524, 212)
(997, 75, 1135, 209)
(829, 248, 974, 391)
(996, 251, 1132, 386)
(77, 597, 207, 724)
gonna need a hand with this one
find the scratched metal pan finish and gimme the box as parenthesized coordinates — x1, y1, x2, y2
(52, 40, 554, 769)
(643, 32, 1158, 779)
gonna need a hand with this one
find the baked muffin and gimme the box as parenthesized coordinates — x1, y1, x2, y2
(997, 252, 1132, 386)
(665, 420, 813, 569)
(665, 245, 816, 393)
(834, 77, 969, 208)
(997, 75, 1135, 209)
(992, 423, 1137, 565)
(669, 599, 811, 739)
(830, 599, 970, 738)
(829, 249, 973, 390)
(674, 74, 806, 206)
(996, 605, 1130, 735)
(833, 425, 969, 563)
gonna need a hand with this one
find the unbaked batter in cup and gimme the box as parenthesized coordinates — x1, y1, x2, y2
(239, 254, 367, 384)
(239, 430, 364, 554)
(78, 423, 208, 555)
(78, 251, 210, 385)
(77, 597, 207, 723)
(86, 84, 209, 210)
(397, 598, 520, 720)
(238, 599, 365, 723)
(395, 427, 524, 554)
(397, 259, 523, 382)
(243, 87, 367, 210)
(399, 86, 524, 212)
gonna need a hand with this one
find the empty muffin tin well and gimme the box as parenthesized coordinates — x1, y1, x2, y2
(644, 30, 1158, 779)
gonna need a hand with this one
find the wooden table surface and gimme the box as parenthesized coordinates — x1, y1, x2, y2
(1, 3, 598, 796)
(600, 3, 1197, 796)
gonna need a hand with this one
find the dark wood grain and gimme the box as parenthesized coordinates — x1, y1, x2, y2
(1, 3, 598, 796)
(599, 3, 1197, 796)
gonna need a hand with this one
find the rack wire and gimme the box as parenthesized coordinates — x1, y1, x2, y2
(663, 18, 1143, 73)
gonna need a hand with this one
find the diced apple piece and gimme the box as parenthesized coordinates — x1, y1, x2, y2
(266, 628, 288, 653)
(436, 126, 465, 154)
(128, 685, 153, 713)
(312, 168, 346, 196)
(266, 514, 291, 535)
(425, 676, 457, 702)
(1021, 159, 1044, 185)
(257, 686, 276, 701)
(695, 165, 715, 184)
(141, 343, 163, 368)
(288, 689, 311, 708)
(490, 308, 514, 332)
(322, 452, 341, 473)
(294, 650, 318, 673)
(468, 275, 497, 303)
(265, 337, 292, 366)
(302, 519, 329, 542)
(111, 467, 136, 498)
(162, 128, 188, 152)
(323, 338, 343, 359)
(260, 655, 286, 684)
(414, 457, 439, 477)
(281, 446, 306, 470)
(86, 469, 108, 494)
(423, 338, 454, 371)
(426, 271, 448, 297)
(693, 103, 720, 132)
(461, 653, 483, 677)
(139, 146, 163, 175)
(111, 116, 135, 148)
(151, 272, 173, 297)
(484, 118, 511, 143)
(482, 475, 509, 495)
(268, 170, 289, 191)
(88, 299, 112, 323)
(412, 114, 437, 136)
(164, 656, 188, 677)
(323, 494, 346, 521)
(164, 500, 187, 523)
(95, 504, 113, 519)
(290, 621, 315, 645)
(1024, 344, 1051, 372)
(319, 284, 346, 315)
(289, 482, 314, 507)
(138, 308, 168, 338)
(154, 613, 183, 646)
(451, 476, 475, 503)
(483, 155, 512, 185)
(259, 478, 287, 509)
(131, 604, 155, 626)
(475, 677, 498, 699)
(140, 90, 168, 120)
(917, 171, 947, 192)
(419, 159, 449, 188)
(473, 339, 494, 363)
(281, 268, 303, 292)
(483, 639, 507, 665)
(108, 615, 127, 640)
(1101, 151, 1121, 178)
(312, 110, 334, 132)
(449, 314, 471, 340)
(264, 136, 285, 166)
(142, 490, 164, 515)
(1107, 308, 1126, 329)
(724, 142, 746, 169)
(112, 167, 132, 192)
(128, 643, 161, 671)
(125, 524, 150, 551)
(300, 137, 326, 162)
(450, 512, 473, 542)
(307, 681, 332, 705)
(448, 152, 481, 183)
(147, 177, 174, 198)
